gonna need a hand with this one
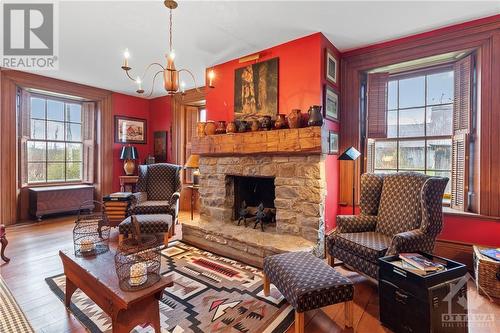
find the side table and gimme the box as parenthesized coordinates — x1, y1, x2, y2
(379, 252, 467, 333)
(187, 185, 199, 220)
(119, 175, 139, 192)
(0, 224, 9, 263)
(103, 194, 133, 228)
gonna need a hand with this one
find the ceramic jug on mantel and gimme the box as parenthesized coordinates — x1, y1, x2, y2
(287, 109, 302, 128)
(307, 105, 323, 126)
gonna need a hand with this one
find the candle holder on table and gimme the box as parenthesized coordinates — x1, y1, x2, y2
(73, 201, 110, 257)
(115, 215, 162, 291)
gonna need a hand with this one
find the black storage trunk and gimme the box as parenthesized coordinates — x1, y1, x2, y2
(379, 252, 468, 333)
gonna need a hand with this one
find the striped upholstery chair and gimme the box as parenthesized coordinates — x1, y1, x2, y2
(130, 163, 182, 224)
(326, 172, 448, 279)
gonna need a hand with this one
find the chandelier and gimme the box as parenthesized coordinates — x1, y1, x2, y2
(121, 0, 214, 96)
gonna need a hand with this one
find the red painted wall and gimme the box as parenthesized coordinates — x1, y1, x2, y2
(320, 34, 342, 232)
(205, 32, 342, 231)
(206, 33, 324, 120)
(111, 93, 152, 192)
(149, 96, 173, 163)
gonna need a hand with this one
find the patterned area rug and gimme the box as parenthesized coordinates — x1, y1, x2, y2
(0, 276, 34, 333)
(46, 241, 293, 333)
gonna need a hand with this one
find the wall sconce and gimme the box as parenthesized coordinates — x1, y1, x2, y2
(207, 69, 215, 88)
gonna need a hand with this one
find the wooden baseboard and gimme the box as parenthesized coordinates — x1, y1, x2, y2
(434, 239, 473, 271)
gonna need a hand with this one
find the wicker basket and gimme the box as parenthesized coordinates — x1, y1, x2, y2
(73, 201, 110, 257)
(114, 216, 162, 291)
(473, 245, 500, 299)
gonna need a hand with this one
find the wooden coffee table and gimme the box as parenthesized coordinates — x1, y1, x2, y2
(59, 250, 173, 333)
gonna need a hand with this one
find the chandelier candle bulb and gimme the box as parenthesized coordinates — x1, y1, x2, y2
(122, 49, 130, 69)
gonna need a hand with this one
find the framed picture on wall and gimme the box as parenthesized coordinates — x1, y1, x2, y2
(324, 85, 339, 121)
(154, 131, 168, 162)
(114, 116, 147, 144)
(326, 50, 338, 84)
(234, 57, 279, 120)
(328, 130, 339, 155)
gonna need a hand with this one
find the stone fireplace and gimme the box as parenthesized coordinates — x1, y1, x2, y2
(182, 127, 328, 267)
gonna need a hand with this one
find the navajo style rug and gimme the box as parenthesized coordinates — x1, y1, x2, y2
(46, 241, 294, 333)
(0, 276, 34, 333)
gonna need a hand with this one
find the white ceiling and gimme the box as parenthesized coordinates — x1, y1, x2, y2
(27, 1, 500, 98)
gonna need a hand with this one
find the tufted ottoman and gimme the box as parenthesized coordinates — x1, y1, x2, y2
(118, 214, 173, 245)
(263, 251, 354, 333)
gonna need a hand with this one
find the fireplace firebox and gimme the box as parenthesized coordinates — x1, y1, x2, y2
(230, 175, 276, 230)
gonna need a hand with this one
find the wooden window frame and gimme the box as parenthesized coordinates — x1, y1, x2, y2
(369, 66, 455, 196)
(22, 92, 88, 185)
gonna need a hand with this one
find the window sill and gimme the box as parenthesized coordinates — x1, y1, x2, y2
(442, 207, 500, 222)
(22, 182, 89, 189)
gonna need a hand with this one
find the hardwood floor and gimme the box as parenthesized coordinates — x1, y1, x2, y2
(1, 212, 498, 333)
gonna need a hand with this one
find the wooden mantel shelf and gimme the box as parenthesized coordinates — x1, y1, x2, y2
(191, 126, 328, 156)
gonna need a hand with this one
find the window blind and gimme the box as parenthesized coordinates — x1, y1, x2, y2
(366, 72, 389, 139)
(451, 55, 472, 211)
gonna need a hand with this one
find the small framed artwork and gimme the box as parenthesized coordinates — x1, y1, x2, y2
(154, 131, 168, 162)
(326, 50, 338, 84)
(324, 85, 339, 121)
(115, 116, 147, 144)
(328, 131, 339, 155)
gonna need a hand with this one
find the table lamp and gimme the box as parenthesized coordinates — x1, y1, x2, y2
(339, 146, 361, 215)
(120, 145, 138, 175)
(184, 154, 200, 185)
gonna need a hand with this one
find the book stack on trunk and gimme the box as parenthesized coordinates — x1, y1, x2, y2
(103, 192, 133, 227)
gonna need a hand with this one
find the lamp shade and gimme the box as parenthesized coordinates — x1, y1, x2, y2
(120, 146, 138, 160)
(339, 146, 361, 161)
(184, 154, 200, 169)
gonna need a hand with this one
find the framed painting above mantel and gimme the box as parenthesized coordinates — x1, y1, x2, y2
(234, 57, 279, 120)
(114, 116, 147, 144)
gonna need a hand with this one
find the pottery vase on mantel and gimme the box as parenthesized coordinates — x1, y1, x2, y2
(260, 116, 272, 131)
(274, 114, 286, 129)
(251, 120, 260, 132)
(226, 121, 237, 134)
(196, 122, 206, 137)
(307, 105, 323, 126)
(215, 121, 227, 134)
(236, 120, 248, 133)
(204, 121, 216, 135)
(287, 109, 302, 129)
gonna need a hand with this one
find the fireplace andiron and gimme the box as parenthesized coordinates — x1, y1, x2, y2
(237, 201, 249, 227)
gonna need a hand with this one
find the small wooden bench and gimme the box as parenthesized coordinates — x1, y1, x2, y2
(262, 251, 354, 333)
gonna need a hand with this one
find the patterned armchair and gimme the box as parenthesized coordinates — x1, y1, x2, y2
(326, 172, 448, 279)
(130, 163, 182, 223)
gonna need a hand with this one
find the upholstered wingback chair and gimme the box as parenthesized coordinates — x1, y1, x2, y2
(326, 172, 448, 279)
(130, 163, 182, 223)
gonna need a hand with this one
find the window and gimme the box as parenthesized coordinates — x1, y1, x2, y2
(25, 94, 85, 184)
(370, 68, 454, 195)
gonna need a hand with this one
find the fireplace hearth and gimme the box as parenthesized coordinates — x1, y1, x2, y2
(182, 127, 329, 268)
